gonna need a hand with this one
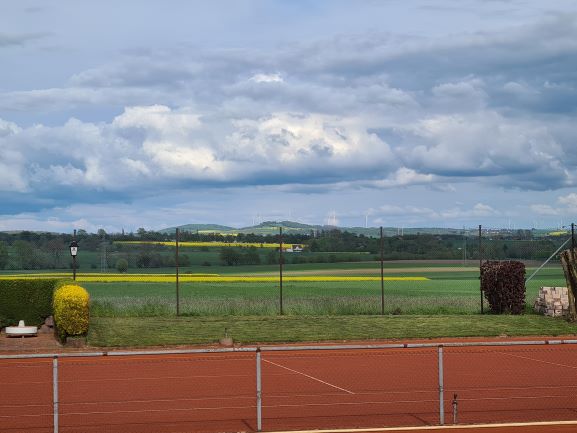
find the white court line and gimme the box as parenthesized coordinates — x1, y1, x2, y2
(495, 351, 577, 370)
(263, 359, 355, 394)
(270, 420, 577, 433)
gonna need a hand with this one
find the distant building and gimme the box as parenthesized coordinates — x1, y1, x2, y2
(284, 244, 304, 253)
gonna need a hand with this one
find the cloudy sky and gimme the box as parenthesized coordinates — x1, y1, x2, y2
(1, 0, 577, 233)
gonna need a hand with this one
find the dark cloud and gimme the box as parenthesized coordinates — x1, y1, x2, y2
(0, 31, 49, 47)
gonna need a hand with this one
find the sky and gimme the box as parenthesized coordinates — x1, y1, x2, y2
(1, 0, 577, 233)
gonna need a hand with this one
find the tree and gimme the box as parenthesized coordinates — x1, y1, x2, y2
(115, 258, 128, 273)
(220, 248, 241, 266)
(242, 246, 261, 265)
(0, 241, 8, 269)
(266, 249, 278, 265)
(13, 240, 34, 269)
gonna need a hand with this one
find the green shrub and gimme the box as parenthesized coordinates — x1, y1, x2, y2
(53, 284, 90, 339)
(115, 258, 128, 273)
(0, 279, 64, 328)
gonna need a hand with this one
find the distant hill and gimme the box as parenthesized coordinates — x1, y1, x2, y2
(158, 221, 470, 238)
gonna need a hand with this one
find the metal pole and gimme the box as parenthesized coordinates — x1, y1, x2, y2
(176, 228, 180, 316)
(478, 225, 483, 314)
(438, 346, 444, 426)
(72, 229, 76, 282)
(452, 393, 458, 424)
(571, 223, 575, 254)
(53, 357, 59, 433)
(256, 349, 262, 432)
(526, 236, 571, 283)
(279, 226, 283, 315)
(380, 226, 384, 315)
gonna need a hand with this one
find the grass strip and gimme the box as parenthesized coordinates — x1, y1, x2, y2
(88, 314, 577, 347)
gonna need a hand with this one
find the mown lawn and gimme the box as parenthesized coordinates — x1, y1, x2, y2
(88, 314, 577, 347)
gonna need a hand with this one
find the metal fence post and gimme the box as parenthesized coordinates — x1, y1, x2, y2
(571, 223, 575, 254)
(176, 227, 180, 316)
(53, 357, 59, 433)
(256, 349, 262, 431)
(380, 226, 384, 315)
(279, 226, 283, 315)
(478, 225, 483, 314)
(438, 346, 444, 426)
(452, 393, 458, 424)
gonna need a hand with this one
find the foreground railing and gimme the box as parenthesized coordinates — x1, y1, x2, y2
(3, 339, 577, 433)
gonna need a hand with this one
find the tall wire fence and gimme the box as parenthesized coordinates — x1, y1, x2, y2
(3, 340, 577, 433)
(0, 225, 574, 317)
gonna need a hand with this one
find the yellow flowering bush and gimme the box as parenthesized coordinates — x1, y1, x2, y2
(53, 284, 90, 339)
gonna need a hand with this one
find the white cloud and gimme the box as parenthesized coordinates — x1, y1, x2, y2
(112, 105, 201, 132)
(431, 78, 488, 109)
(402, 110, 568, 189)
(441, 203, 499, 219)
(249, 73, 284, 83)
(558, 193, 577, 211)
(530, 204, 559, 216)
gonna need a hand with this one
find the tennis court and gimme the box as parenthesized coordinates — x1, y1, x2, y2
(2, 340, 577, 433)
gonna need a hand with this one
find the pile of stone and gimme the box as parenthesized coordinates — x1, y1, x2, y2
(533, 287, 569, 317)
(39, 316, 54, 334)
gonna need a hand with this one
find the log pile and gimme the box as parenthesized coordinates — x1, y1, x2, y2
(560, 248, 577, 321)
(533, 287, 569, 317)
(480, 260, 526, 314)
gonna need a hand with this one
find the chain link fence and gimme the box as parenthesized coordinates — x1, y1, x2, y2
(0, 225, 574, 317)
(3, 340, 577, 433)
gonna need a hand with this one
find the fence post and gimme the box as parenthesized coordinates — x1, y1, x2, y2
(176, 227, 180, 316)
(438, 346, 444, 426)
(571, 223, 575, 254)
(380, 226, 384, 315)
(478, 225, 483, 314)
(279, 226, 283, 315)
(256, 349, 262, 432)
(53, 357, 59, 433)
(72, 229, 77, 281)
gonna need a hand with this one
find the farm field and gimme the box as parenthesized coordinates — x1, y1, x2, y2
(77, 263, 565, 317)
(1, 260, 567, 317)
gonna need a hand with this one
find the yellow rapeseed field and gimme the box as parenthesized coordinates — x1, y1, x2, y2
(115, 241, 305, 249)
(0, 273, 429, 283)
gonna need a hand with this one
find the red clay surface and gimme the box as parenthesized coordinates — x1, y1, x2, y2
(2, 343, 577, 433)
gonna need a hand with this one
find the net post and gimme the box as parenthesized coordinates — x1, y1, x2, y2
(438, 345, 444, 425)
(53, 357, 59, 433)
(256, 348, 262, 431)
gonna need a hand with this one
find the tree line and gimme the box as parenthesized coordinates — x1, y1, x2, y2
(0, 228, 566, 270)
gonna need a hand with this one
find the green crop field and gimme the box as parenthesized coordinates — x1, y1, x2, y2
(82, 262, 566, 318)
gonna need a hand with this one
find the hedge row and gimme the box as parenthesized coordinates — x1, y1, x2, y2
(53, 284, 90, 340)
(0, 279, 64, 328)
(481, 260, 526, 314)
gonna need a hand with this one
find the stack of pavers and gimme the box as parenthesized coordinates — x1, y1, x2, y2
(533, 287, 569, 317)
